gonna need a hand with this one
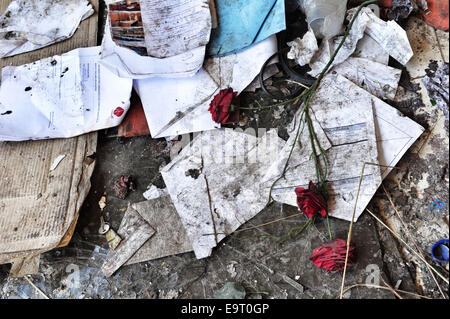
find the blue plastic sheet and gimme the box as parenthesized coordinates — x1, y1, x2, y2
(207, 0, 286, 56)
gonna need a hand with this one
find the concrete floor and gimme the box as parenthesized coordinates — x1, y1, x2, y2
(0, 6, 448, 299)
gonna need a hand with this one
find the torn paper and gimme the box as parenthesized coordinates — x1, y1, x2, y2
(0, 0, 94, 58)
(100, 13, 207, 79)
(423, 62, 449, 123)
(263, 77, 382, 223)
(205, 35, 279, 93)
(348, 7, 413, 65)
(207, 0, 285, 56)
(266, 74, 424, 221)
(352, 34, 389, 65)
(161, 129, 285, 259)
(332, 57, 402, 100)
(287, 28, 318, 66)
(134, 36, 278, 138)
(143, 185, 168, 200)
(0, 47, 133, 141)
(308, 7, 413, 77)
(50, 155, 66, 172)
(308, 9, 370, 77)
(101, 211, 155, 277)
(102, 197, 193, 275)
(134, 68, 220, 138)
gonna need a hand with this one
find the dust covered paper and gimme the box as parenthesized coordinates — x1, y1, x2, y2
(0, 0, 94, 58)
(0, 47, 133, 141)
(265, 74, 424, 222)
(161, 129, 285, 259)
(133, 36, 278, 139)
(101, 0, 211, 78)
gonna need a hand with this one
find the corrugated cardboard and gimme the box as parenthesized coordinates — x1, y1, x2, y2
(0, 0, 99, 275)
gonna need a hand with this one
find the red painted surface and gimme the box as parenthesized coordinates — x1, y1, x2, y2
(118, 91, 150, 138)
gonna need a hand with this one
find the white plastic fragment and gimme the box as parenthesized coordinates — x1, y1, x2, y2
(287, 28, 319, 66)
(49, 155, 66, 172)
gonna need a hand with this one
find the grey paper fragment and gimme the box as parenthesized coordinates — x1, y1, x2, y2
(125, 198, 193, 265)
(332, 57, 402, 100)
(161, 129, 285, 259)
(101, 211, 155, 277)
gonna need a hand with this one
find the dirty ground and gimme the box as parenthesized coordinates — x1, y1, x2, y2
(0, 1, 448, 300)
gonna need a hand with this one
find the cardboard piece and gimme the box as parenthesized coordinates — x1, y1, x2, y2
(0, 0, 99, 275)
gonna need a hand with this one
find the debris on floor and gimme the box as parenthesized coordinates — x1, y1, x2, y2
(423, 62, 449, 124)
(214, 282, 246, 299)
(0, 0, 94, 58)
(0, 0, 448, 301)
(112, 175, 136, 199)
(102, 197, 192, 277)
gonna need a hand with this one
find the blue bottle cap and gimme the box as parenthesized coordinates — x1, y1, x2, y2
(431, 239, 449, 263)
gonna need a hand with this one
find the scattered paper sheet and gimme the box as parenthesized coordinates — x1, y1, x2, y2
(352, 34, 389, 65)
(101, 210, 156, 277)
(266, 74, 424, 221)
(134, 36, 278, 139)
(140, 0, 211, 58)
(102, 0, 212, 78)
(143, 185, 168, 201)
(0, 47, 133, 141)
(0, 0, 94, 58)
(308, 9, 370, 77)
(205, 35, 279, 93)
(308, 7, 413, 77)
(102, 197, 193, 275)
(348, 7, 414, 65)
(332, 57, 402, 100)
(287, 28, 319, 66)
(161, 129, 285, 259)
(207, 0, 285, 56)
(134, 68, 219, 138)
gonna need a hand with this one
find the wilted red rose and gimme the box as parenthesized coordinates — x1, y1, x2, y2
(310, 239, 356, 271)
(295, 181, 327, 218)
(208, 88, 239, 124)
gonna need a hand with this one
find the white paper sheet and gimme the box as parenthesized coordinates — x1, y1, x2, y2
(134, 36, 278, 139)
(348, 7, 413, 65)
(140, 0, 211, 58)
(134, 68, 220, 138)
(332, 57, 402, 100)
(0, 0, 94, 58)
(161, 129, 285, 259)
(267, 74, 424, 222)
(287, 28, 319, 66)
(0, 47, 133, 141)
(308, 7, 413, 77)
(100, 0, 211, 79)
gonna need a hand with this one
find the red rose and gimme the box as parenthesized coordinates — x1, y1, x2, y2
(208, 88, 239, 124)
(295, 181, 327, 218)
(310, 239, 356, 272)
